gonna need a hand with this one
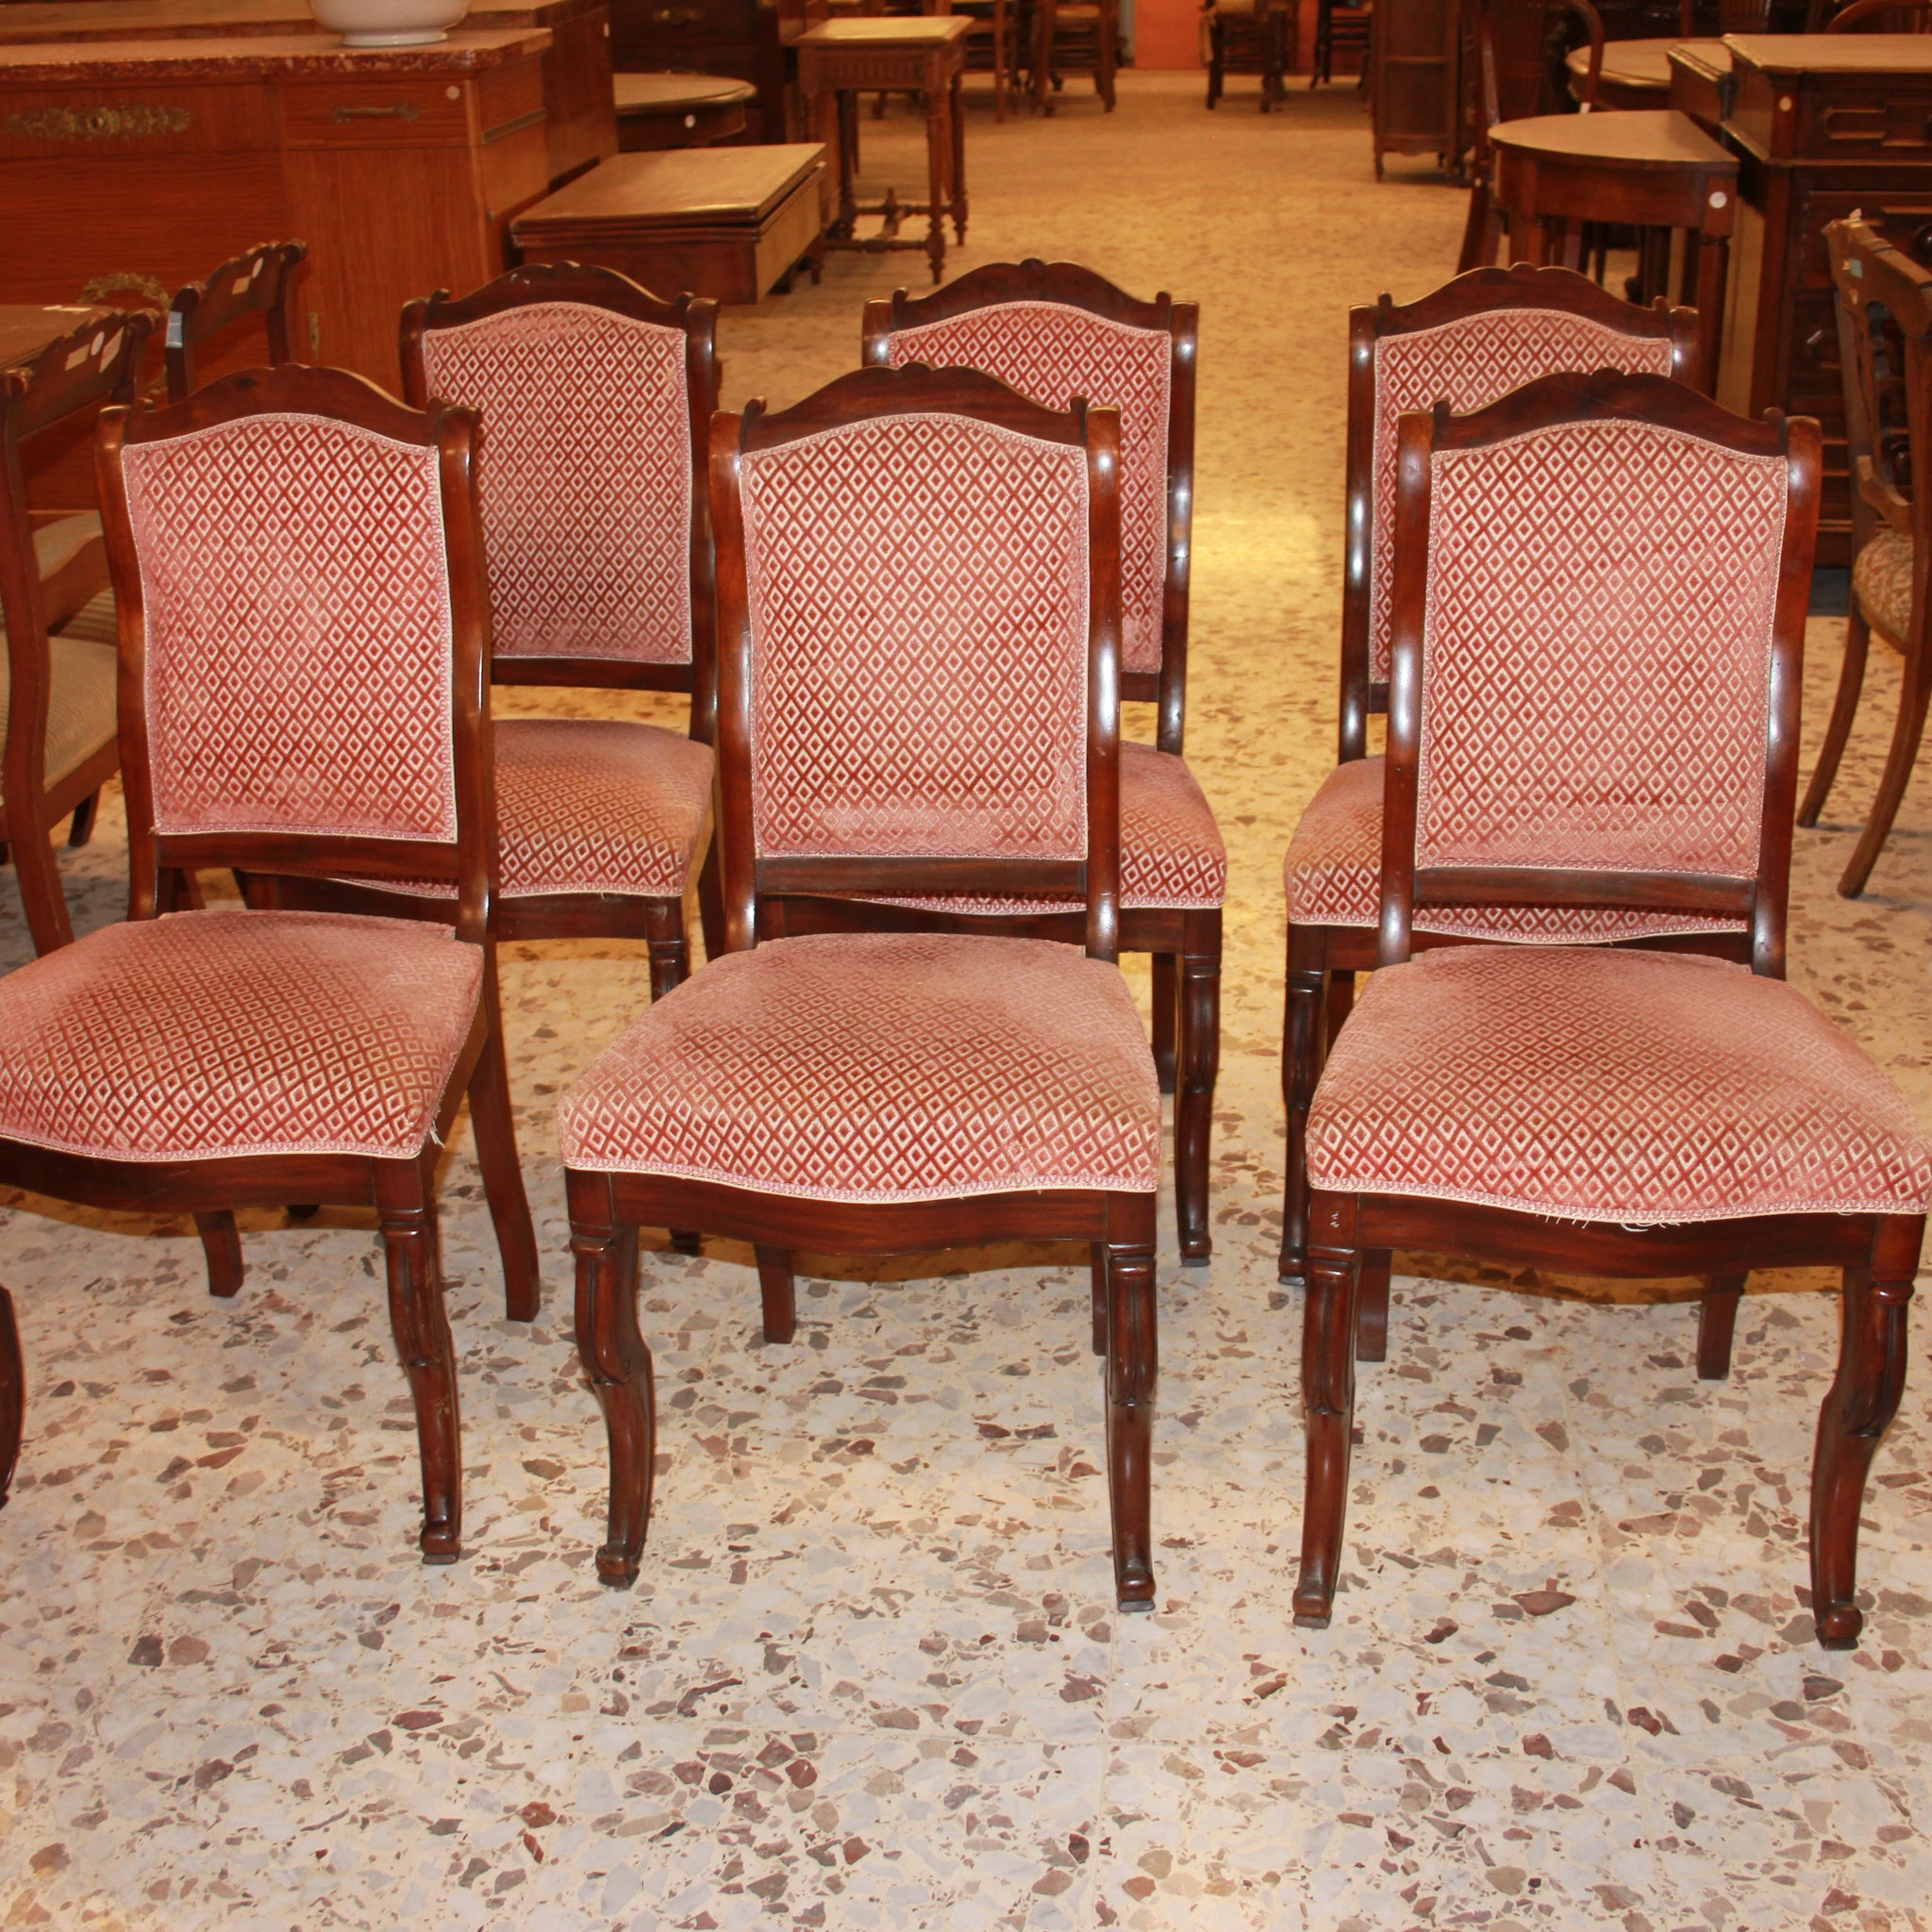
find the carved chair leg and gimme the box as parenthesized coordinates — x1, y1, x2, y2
(1324, 967, 1355, 1050)
(1697, 1271, 1747, 1380)
(11, 822, 73, 958)
(1151, 953, 1177, 1095)
(1279, 947, 1329, 1284)
(0, 1286, 22, 1507)
(1810, 1264, 1913, 1648)
(646, 920, 690, 1002)
(468, 969, 541, 1323)
(574, 1215, 653, 1588)
(1104, 1232, 1158, 1609)
(1355, 1248, 1391, 1362)
(756, 1246, 796, 1344)
(1457, 178, 1493, 275)
(695, 842, 725, 966)
(194, 1210, 245, 1299)
(1799, 604, 1872, 828)
(1175, 918, 1221, 1267)
(66, 790, 99, 849)
(375, 1168, 462, 1564)
(1293, 1241, 1360, 1627)
(1838, 625, 1932, 898)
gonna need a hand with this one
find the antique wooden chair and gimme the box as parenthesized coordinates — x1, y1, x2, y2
(0, 308, 157, 955)
(1821, 0, 1932, 28)
(1309, 0, 1370, 87)
(558, 365, 1164, 1607)
(261, 264, 721, 996)
(1457, 0, 1603, 274)
(164, 240, 308, 404)
(1030, 0, 1118, 111)
(1798, 217, 1932, 897)
(0, 364, 541, 1562)
(1296, 369, 1932, 1651)
(1205, 0, 1294, 111)
(841, 261, 1223, 1266)
(1281, 264, 1704, 1303)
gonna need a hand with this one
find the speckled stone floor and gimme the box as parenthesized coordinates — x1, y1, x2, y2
(3, 73, 1930, 1932)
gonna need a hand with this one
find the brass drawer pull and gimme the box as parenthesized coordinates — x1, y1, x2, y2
(332, 102, 424, 123)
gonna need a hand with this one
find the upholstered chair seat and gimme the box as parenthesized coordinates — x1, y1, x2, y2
(0, 910, 484, 1162)
(1284, 754, 1748, 941)
(32, 512, 100, 578)
(0, 591, 118, 793)
(562, 931, 1161, 1202)
(1851, 525, 1913, 642)
(1308, 945, 1932, 1224)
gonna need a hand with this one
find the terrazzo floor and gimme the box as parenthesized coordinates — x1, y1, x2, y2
(4, 73, 1931, 1932)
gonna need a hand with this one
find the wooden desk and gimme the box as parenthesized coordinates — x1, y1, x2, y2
(0, 32, 552, 388)
(1565, 36, 1728, 111)
(0, 0, 615, 185)
(612, 68, 752, 147)
(1667, 37, 1732, 134)
(1717, 34, 1932, 564)
(1491, 108, 1737, 391)
(795, 16, 965, 282)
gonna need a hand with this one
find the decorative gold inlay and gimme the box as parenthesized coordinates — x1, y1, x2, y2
(6, 104, 192, 141)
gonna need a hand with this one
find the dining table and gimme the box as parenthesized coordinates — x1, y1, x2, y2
(0, 303, 108, 374)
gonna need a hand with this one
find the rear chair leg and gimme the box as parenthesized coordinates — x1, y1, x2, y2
(66, 791, 99, 848)
(1104, 1234, 1158, 1610)
(757, 1246, 796, 1344)
(1175, 917, 1221, 1267)
(1294, 1241, 1361, 1627)
(1355, 1249, 1391, 1362)
(468, 970, 541, 1323)
(0, 1287, 22, 1507)
(376, 1172, 462, 1563)
(1151, 954, 1177, 1095)
(1279, 948, 1328, 1283)
(195, 1210, 245, 1298)
(1089, 1243, 1107, 1357)
(574, 1213, 653, 1588)
(1697, 1271, 1746, 1380)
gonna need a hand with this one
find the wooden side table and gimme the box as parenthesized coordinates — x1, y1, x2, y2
(1490, 108, 1738, 391)
(613, 70, 756, 148)
(795, 16, 968, 281)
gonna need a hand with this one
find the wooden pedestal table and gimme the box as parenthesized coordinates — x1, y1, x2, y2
(1491, 108, 1737, 392)
(612, 69, 754, 147)
(795, 16, 967, 282)
(1565, 36, 1729, 112)
(0, 0, 616, 188)
(510, 142, 826, 301)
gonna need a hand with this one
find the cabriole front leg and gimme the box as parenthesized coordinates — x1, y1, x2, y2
(572, 1183, 654, 1589)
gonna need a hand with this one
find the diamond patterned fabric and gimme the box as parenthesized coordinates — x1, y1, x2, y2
(1284, 755, 1745, 941)
(118, 412, 457, 843)
(0, 591, 120, 791)
(741, 413, 1090, 862)
(1307, 946, 1932, 1223)
(867, 741, 1226, 915)
(0, 910, 481, 1162)
(1417, 420, 1788, 881)
(364, 719, 713, 902)
(1853, 526, 1914, 641)
(421, 303, 693, 665)
(886, 303, 1171, 676)
(1367, 311, 1676, 686)
(559, 931, 1160, 1202)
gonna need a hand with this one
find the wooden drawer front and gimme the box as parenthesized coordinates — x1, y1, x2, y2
(1794, 190, 1932, 291)
(0, 82, 272, 158)
(1803, 87, 1932, 159)
(476, 56, 546, 144)
(279, 77, 475, 149)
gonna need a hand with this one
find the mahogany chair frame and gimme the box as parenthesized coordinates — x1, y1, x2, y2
(1822, 0, 1932, 27)
(1308, 0, 1370, 88)
(1296, 373, 1924, 1653)
(0, 308, 158, 955)
(163, 240, 308, 404)
(567, 365, 1163, 1609)
(0, 365, 543, 1561)
(1206, 0, 1295, 111)
(829, 261, 1219, 1263)
(260, 263, 723, 990)
(1798, 217, 1932, 898)
(1281, 265, 1707, 1310)
(0, 1287, 19, 1509)
(1030, 0, 1118, 113)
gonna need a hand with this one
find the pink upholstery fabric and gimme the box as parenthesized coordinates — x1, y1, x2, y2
(560, 931, 1160, 1202)
(1367, 311, 1677, 686)
(421, 303, 694, 665)
(368, 718, 713, 901)
(0, 910, 481, 1162)
(1307, 946, 1932, 1223)
(868, 741, 1225, 915)
(1853, 525, 1914, 641)
(740, 413, 1090, 862)
(118, 413, 457, 843)
(1284, 755, 1745, 941)
(1418, 420, 1788, 882)
(886, 303, 1171, 677)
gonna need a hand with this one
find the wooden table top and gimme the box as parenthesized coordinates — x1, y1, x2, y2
(1724, 30, 1932, 75)
(0, 0, 594, 40)
(1566, 36, 1729, 93)
(0, 304, 105, 371)
(794, 16, 971, 43)
(612, 70, 756, 113)
(1491, 107, 1736, 171)
(0, 25, 549, 77)
(513, 142, 825, 229)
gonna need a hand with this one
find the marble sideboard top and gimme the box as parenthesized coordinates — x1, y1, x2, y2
(0, 24, 550, 78)
(0, 0, 593, 40)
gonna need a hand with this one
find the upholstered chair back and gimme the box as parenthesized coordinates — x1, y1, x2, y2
(1381, 371, 1821, 974)
(408, 268, 717, 687)
(710, 366, 1124, 956)
(1341, 268, 1698, 769)
(97, 365, 493, 924)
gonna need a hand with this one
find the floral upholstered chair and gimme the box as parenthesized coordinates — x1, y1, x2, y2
(0, 365, 540, 1563)
(558, 366, 1166, 1610)
(1293, 369, 1931, 1651)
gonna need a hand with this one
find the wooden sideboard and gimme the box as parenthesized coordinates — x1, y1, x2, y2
(1369, 0, 1457, 176)
(0, 31, 553, 385)
(1716, 33, 1932, 563)
(0, 0, 615, 184)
